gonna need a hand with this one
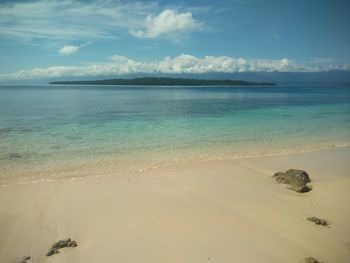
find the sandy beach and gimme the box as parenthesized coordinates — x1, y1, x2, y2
(1, 0, 349, 262)
(1, 146, 349, 263)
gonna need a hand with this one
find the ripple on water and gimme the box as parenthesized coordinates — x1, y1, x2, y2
(0, 153, 23, 160)
(0, 152, 37, 161)
(0, 126, 41, 136)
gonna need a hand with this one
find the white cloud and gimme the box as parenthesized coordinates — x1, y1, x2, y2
(153, 55, 308, 73)
(0, 54, 348, 80)
(130, 9, 202, 38)
(0, 0, 157, 41)
(59, 45, 80, 55)
(0, 1, 202, 42)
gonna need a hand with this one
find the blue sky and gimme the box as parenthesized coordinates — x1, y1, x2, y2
(0, 0, 349, 80)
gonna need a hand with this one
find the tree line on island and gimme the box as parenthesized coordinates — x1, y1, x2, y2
(50, 77, 275, 86)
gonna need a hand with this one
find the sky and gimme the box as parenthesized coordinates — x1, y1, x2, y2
(0, 0, 349, 80)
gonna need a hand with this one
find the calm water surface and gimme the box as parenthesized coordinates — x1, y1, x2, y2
(0, 85, 349, 185)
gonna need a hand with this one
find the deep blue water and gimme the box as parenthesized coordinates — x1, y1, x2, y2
(0, 85, 349, 185)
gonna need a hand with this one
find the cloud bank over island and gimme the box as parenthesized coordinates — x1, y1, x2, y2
(1, 54, 349, 80)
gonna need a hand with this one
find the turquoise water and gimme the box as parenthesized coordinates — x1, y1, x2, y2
(0, 85, 349, 185)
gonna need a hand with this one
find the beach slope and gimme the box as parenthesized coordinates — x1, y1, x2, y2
(1, 147, 349, 263)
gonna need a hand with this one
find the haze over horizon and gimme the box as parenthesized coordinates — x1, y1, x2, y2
(1, 0, 350, 81)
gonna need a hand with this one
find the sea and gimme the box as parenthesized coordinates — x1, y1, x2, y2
(0, 85, 349, 186)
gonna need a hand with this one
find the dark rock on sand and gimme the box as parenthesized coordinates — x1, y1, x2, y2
(307, 217, 329, 227)
(46, 249, 59, 256)
(273, 169, 312, 192)
(52, 238, 77, 249)
(17, 256, 30, 263)
(301, 257, 324, 263)
(46, 238, 78, 256)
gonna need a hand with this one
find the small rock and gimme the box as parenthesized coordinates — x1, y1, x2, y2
(301, 257, 324, 263)
(273, 169, 312, 192)
(18, 256, 30, 263)
(52, 238, 71, 249)
(69, 241, 78, 247)
(46, 249, 59, 256)
(46, 238, 78, 256)
(307, 217, 329, 227)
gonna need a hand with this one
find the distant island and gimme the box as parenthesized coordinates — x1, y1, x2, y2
(50, 77, 275, 86)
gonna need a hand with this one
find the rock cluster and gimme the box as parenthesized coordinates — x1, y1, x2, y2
(273, 169, 312, 192)
(307, 217, 329, 227)
(46, 238, 78, 256)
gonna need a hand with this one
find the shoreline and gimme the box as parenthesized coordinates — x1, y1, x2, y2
(1, 142, 349, 188)
(1, 146, 349, 262)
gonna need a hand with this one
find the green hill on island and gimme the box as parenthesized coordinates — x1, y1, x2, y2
(50, 77, 275, 86)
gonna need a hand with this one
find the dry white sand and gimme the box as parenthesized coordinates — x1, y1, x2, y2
(1, 147, 349, 263)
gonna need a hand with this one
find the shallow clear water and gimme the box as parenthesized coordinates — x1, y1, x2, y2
(0, 85, 349, 185)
